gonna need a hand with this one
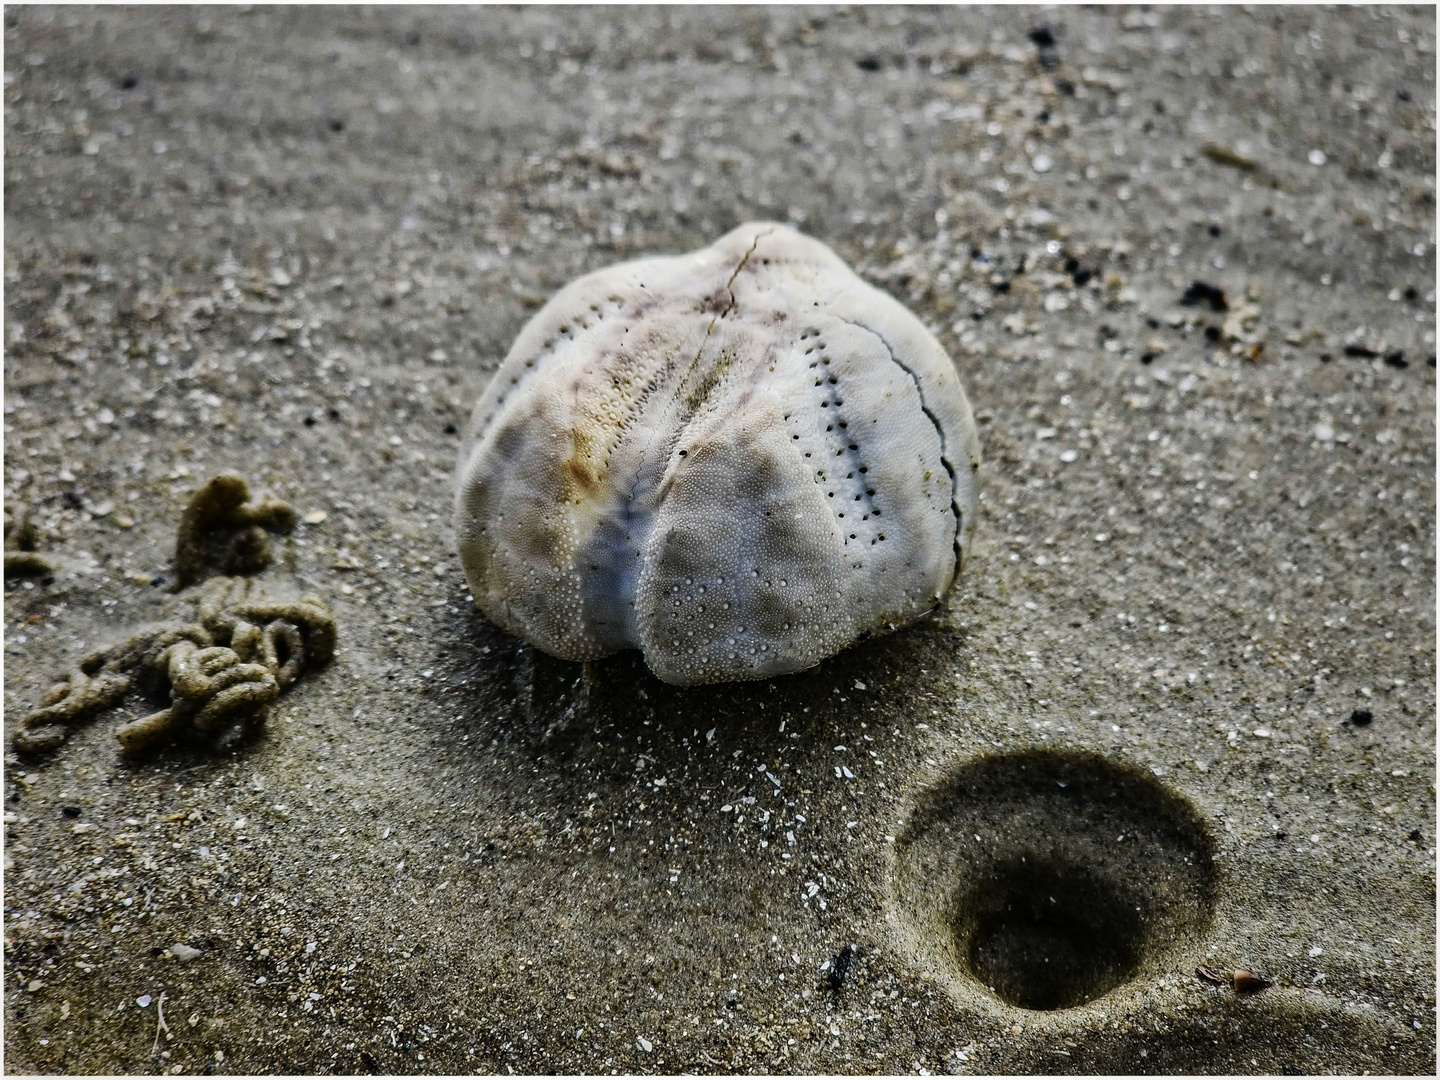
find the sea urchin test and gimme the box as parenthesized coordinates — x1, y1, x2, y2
(455, 222, 981, 686)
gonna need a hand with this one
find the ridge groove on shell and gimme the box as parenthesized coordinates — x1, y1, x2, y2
(455, 222, 981, 686)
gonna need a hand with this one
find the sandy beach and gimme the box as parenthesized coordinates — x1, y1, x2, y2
(4, 6, 1434, 1074)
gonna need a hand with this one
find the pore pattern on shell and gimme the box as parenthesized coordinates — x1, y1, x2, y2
(455, 222, 981, 686)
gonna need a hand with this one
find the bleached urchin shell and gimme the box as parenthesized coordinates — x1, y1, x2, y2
(455, 222, 980, 686)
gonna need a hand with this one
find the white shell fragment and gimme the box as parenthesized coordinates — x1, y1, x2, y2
(455, 222, 980, 685)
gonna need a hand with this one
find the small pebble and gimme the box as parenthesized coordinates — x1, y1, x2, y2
(1350, 709, 1373, 726)
(1233, 969, 1272, 994)
(1028, 26, 1057, 49)
(1180, 281, 1228, 312)
(827, 943, 857, 991)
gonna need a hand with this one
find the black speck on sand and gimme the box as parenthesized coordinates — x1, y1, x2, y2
(4, 6, 1433, 1075)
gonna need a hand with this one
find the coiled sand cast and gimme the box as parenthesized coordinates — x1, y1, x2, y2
(455, 223, 980, 686)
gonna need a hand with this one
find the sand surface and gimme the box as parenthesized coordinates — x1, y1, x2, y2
(4, 6, 1435, 1075)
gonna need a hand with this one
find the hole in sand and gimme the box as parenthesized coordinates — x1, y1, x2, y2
(891, 749, 1216, 1012)
(958, 859, 1146, 1010)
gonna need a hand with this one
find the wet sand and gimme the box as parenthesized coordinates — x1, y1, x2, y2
(4, 6, 1434, 1074)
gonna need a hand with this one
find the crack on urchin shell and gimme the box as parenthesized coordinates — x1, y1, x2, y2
(617, 228, 774, 622)
(835, 316, 962, 588)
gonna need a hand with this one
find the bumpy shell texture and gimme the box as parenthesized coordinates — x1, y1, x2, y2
(456, 223, 980, 686)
